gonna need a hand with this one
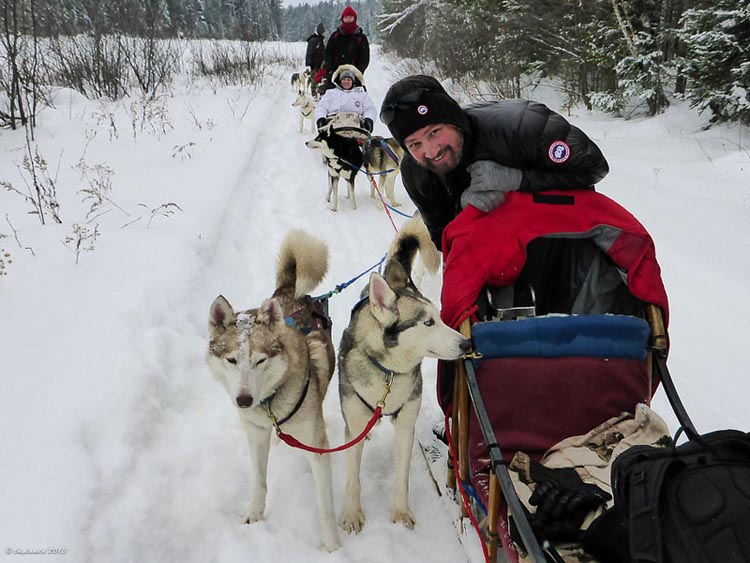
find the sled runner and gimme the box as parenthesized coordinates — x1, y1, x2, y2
(438, 190, 750, 563)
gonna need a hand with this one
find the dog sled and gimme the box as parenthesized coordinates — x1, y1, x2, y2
(319, 111, 372, 142)
(438, 190, 750, 563)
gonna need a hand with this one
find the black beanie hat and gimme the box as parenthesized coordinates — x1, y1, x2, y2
(316, 22, 325, 34)
(380, 75, 469, 145)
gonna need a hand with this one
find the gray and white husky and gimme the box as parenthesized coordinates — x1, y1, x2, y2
(337, 215, 471, 533)
(363, 136, 404, 208)
(292, 91, 316, 133)
(206, 230, 340, 552)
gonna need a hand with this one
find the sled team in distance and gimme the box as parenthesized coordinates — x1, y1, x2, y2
(291, 61, 404, 213)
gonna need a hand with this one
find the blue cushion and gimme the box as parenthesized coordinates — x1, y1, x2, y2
(471, 315, 650, 361)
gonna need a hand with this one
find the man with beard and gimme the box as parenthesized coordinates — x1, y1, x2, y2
(379, 75, 610, 249)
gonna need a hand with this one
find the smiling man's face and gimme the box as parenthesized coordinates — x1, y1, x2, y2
(403, 123, 464, 175)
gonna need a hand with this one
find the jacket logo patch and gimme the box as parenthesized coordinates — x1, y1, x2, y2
(417, 104, 428, 115)
(548, 140, 570, 163)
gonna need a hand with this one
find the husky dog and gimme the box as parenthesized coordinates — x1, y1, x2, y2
(337, 215, 471, 533)
(305, 120, 363, 212)
(291, 69, 309, 94)
(206, 230, 340, 552)
(292, 91, 316, 133)
(363, 136, 404, 208)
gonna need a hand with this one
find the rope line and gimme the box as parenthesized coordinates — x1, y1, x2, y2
(312, 253, 387, 301)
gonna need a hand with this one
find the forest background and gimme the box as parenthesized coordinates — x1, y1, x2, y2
(1, 0, 749, 135)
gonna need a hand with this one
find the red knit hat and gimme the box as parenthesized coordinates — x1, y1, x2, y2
(340, 6, 357, 22)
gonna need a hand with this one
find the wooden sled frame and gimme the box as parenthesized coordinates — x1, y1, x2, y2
(448, 304, 678, 563)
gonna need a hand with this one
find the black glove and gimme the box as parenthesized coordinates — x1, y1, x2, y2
(461, 160, 522, 212)
(528, 480, 611, 541)
(580, 507, 632, 563)
(316, 118, 327, 131)
(363, 118, 373, 132)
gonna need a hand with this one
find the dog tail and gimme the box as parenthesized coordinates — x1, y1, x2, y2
(388, 212, 441, 276)
(276, 229, 329, 298)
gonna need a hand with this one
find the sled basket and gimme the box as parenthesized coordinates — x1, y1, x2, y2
(439, 190, 674, 563)
(326, 111, 371, 141)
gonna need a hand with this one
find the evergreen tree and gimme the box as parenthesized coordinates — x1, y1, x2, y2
(679, 0, 750, 124)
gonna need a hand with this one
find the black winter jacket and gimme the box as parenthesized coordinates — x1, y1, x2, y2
(323, 26, 369, 78)
(400, 100, 609, 249)
(305, 33, 325, 70)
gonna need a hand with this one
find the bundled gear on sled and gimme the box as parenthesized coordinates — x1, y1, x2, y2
(438, 190, 750, 563)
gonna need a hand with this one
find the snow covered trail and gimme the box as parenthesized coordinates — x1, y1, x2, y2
(76, 50, 474, 563)
(4, 41, 746, 563)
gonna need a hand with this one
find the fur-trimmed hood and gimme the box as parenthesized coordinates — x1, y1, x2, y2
(332, 64, 365, 89)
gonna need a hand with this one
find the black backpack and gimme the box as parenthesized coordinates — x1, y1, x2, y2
(611, 426, 750, 563)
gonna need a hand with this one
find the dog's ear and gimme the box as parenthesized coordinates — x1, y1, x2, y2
(258, 298, 285, 327)
(368, 272, 398, 326)
(383, 258, 410, 290)
(209, 295, 234, 333)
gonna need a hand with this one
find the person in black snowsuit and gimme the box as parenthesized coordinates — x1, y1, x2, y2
(305, 23, 326, 97)
(314, 6, 369, 95)
(379, 75, 610, 249)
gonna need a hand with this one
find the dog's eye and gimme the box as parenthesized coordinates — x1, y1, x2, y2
(256, 357, 267, 367)
(424, 318, 435, 327)
(226, 357, 238, 365)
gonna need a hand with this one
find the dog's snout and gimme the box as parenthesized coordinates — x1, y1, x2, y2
(459, 338, 472, 354)
(236, 394, 254, 409)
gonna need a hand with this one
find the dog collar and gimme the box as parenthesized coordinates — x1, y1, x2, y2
(356, 360, 403, 417)
(262, 373, 310, 427)
(366, 354, 395, 377)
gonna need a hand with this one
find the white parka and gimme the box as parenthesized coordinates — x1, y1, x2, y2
(314, 64, 377, 124)
(314, 86, 377, 123)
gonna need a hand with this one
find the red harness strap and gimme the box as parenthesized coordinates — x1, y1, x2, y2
(274, 406, 383, 454)
(266, 370, 394, 454)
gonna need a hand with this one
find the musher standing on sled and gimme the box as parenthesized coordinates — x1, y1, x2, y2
(314, 6, 370, 95)
(305, 23, 326, 98)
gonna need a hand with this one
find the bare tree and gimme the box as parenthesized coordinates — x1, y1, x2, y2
(0, 0, 38, 131)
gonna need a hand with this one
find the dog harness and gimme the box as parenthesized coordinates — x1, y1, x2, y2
(284, 297, 332, 338)
(354, 355, 409, 418)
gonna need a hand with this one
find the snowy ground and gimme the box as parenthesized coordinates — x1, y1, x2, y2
(1, 43, 749, 563)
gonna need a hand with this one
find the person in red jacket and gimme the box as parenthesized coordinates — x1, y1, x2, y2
(314, 6, 370, 94)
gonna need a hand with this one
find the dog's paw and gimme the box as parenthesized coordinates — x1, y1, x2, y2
(390, 509, 416, 529)
(321, 535, 341, 553)
(339, 510, 366, 534)
(390, 201, 402, 208)
(242, 509, 264, 524)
